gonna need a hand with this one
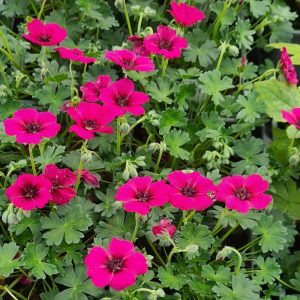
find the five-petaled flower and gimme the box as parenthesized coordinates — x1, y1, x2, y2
(152, 219, 176, 237)
(80, 75, 111, 102)
(280, 47, 298, 85)
(41, 164, 77, 205)
(84, 237, 148, 291)
(100, 78, 149, 117)
(5, 174, 52, 210)
(4, 108, 60, 144)
(168, 2, 206, 27)
(105, 49, 155, 72)
(128, 35, 151, 56)
(144, 25, 188, 59)
(281, 108, 300, 129)
(167, 171, 215, 211)
(115, 176, 169, 215)
(54, 47, 96, 64)
(22, 19, 67, 46)
(216, 174, 272, 214)
(66, 102, 115, 140)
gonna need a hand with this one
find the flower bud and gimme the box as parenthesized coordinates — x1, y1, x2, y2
(81, 150, 93, 164)
(148, 142, 160, 153)
(152, 219, 176, 237)
(144, 7, 156, 16)
(76, 169, 100, 188)
(228, 45, 239, 57)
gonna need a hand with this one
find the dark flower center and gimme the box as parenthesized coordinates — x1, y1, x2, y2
(21, 185, 38, 200)
(158, 39, 172, 51)
(24, 122, 41, 133)
(181, 186, 197, 197)
(116, 96, 129, 107)
(233, 187, 249, 200)
(39, 34, 51, 42)
(122, 59, 135, 66)
(73, 50, 81, 56)
(106, 257, 124, 273)
(136, 191, 151, 202)
(83, 120, 98, 130)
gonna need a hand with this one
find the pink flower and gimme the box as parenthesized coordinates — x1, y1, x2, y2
(215, 174, 272, 214)
(5, 174, 52, 210)
(75, 169, 100, 188)
(282, 108, 300, 129)
(22, 19, 67, 46)
(280, 47, 298, 85)
(144, 25, 188, 59)
(115, 176, 169, 215)
(152, 219, 176, 237)
(100, 78, 149, 117)
(105, 49, 155, 72)
(66, 102, 115, 139)
(3, 108, 60, 145)
(80, 75, 111, 102)
(84, 237, 148, 291)
(128, 36, 150, 56)
(167, 171, 215, 211)
(168, 2, 205, 27)
(54, 47, 96, 64)
(41, 164, 77, 205)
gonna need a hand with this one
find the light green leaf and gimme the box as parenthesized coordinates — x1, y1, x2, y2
(164, 129, 190, 160)
(158, 265, 187, 290)
(254, 256, 282, 284)
(0, 242, 22, 277)
(159, 109, 186, 135)
(202, 265, 231, 283)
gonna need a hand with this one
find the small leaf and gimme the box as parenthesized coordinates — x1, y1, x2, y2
(158, 265, 187, 290)
(254, 256, 282, 284)
(164, 129, 190, 160)
(0, 242, 22, 277)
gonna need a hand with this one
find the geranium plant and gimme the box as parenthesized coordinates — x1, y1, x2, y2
(0, 0, 300, 299)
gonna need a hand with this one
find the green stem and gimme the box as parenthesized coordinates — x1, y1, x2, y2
(177, 211, 187, 230)
(29, 145, 37, 176)
(154, 144, 164, 173)
(69, 61, 74, 98)
(161, 57, 168, 78)
(122, 0, 133, 36)
(277, 278, 300, 292)
(29, 0, 39, 16)
(75, 140, 88, 192)
(137, 13, 144, 34)
(230, 247, 242, 274)
(38, 0, 47, 19)
(238, 237, 261, 252)
(0, 62, 9, 86)
(0, 31, 12, 56)
(184, 210, 196, 224)
(216, 42, 228, 70)
(131, 213, 139, 242)
(146, 237, 166, 266)
(220, 225, 239, 242)
(167, 247, 177, 264)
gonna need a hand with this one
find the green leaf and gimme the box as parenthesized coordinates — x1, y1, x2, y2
(35, 145, 66, 170)
(254, 79, 300, 122)
(0, 0, 29, 17)
(272, 180, 300, 220)
(253, 215, 288, 253)
(290, 272, 300, 291)
(95, 188, 120, 218)
(41, 206, 92, 246)
(0, 242, 22, 277)
(176, 223, 214, 259)
(199, 70, 233, 105)
(233, 19, 255, 50)
(23, 243, 58, 279)
(0, 101, 22, 119)
(247, 0, 270, 18)
(164, 129, 190, 160)
(55, 265, 101, 300)
(286, 125, 300, 139)
(159, 109, 186, 135)
(146, 78, 178, 104)
(202, 265, 231, 283)
(158, 265, 187, 290)
(211, 3, 236, 29)
(35, 83, 69, 114)
(213, 274, 261, 300)
(254, 256, 282, 284)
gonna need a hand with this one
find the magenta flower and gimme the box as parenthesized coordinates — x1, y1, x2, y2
(66, 102, 115, 140)
(115, 176, 169, 215)
(3, 108, 60, 145)
(168, 2, 206, 27)
(128, 35, 150, 56)
(100, 78, 149, 117)
(167, 171, 215, 211)
(54, 47, 96, 64)
(41, 164, 77, 205)
(75, 169, 100, 188)
(80, 75, 111, 102)
(282, 108, 300, 129)
(152, 219, 176, 237)
(105, 49, 155, 72)
(22, 19, 67, 46)
(84, 237, 148, 291)
(5, 174, 52, 211)
(215, 174, 272, 214)
(280, 47, 298, 85)
(144, 25, 188, 59)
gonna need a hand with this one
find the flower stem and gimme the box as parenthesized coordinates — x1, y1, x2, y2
(154, 143, 164, 173)
(277, 278, 300, 292)
(229, 247, 242, 274)
(146, 237, 166, 266)
(122, 0, 133, 36)
(177, 211, 187, 230)
(116, 117, 122, 156)
(75, 140, 88, 192)
(184, 210, 196, 224)
(29, 0, 39, 16)
(220, 224, 239, 242)
(69, 61, 74, 99)
(167, 247, 177, 264)
(161, 57, 168, 78)
(137, 13, 144, 34)
(216, 41, 228, 70)
(29, 145, 37, 176)
(238, 237, 261, 252)
(131, 213, 139, 242)
(38, 0, 47, 19)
